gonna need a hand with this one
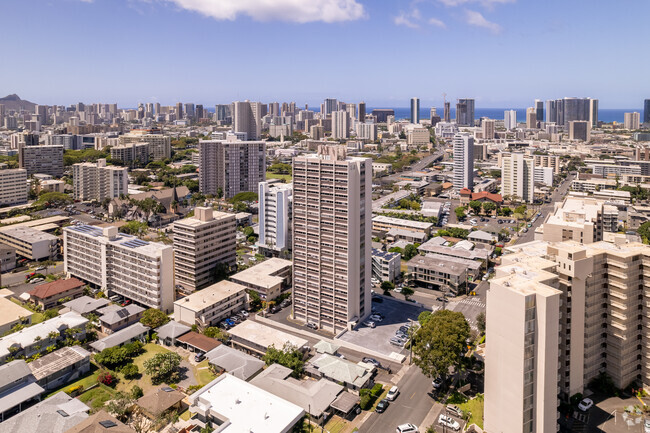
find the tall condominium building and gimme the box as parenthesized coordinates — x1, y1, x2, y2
(526, 107, 537, 129)
(184, 103, 195, 119)
(534, 99, 544, 122)
(18, 145, 64, 177)
(545, 97, 596, 126)
(569, 120, 591, 141)
(118, 132, 171, 161)
(173, 207, 236, 292)
(63, 225, 174, 312)
(35, 104, 49, 125)
(196, 104, 204, 120)
(456, 98, 475, 126)
(233, 100, 263, 140)
(589, 98, 599, 127)
(331, 110, 350, 140)
(500, 152, 535, 203)
(198, 138, 265, 199)
(358, 102, 366, 123)
(645, 99, 650, 124)
(258, 181, 293, 256)
(504, 109, 517, 130)
(532, 154, 560, 174)
(486, 239, 650, 433)
(110, 142, 149, 166)
(175, 102, 183, 119)
(356, 123, 378, 141)
(72, 159, 128, 201)
(452, 133, 474, 192)
(291, 145, 371, 333)
(410, 97, 420, 124)
(542, 196, 618, 243)
(481, 119, 495, 140)
(0, 169, 28, 206)
(624, 112, 641, 130)
(215, 104, 231, 122)
(444, 101, 451, 123)
(323, 98, 338, 117)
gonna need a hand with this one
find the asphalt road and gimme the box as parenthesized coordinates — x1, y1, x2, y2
(384, 151, 444, 183)
(361, 365, 443, 433)
(2, 264, 65, 296)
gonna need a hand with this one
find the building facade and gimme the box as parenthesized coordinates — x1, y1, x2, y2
(501, 152, 535, 203)
(18, 145, 64, 177)
(72, 159, 128, 201)
(258, 182, 292, 256)
(0, 169, 27, 206)
(174, 280, 247, 329)
(452, 133, 474, 192)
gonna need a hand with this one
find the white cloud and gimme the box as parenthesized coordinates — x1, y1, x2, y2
(465, 9, 501, 33)
(428, 17, 446, 28)
(394, 8, 421, 29)
(439, 0, 515, 6)
(164, 0, 366, 23)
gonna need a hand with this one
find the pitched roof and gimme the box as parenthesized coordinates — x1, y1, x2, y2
(28, 278, 85, 300)
(205, 345, 265, 381)
(64, 410, 134, 433)
(89, 323, 150, 352)
(470, 191, 503, 203)
(155, 320, 191, 340)
(1, 393, 89, 433)
(63, 296, 110, 315)
(136, 387, 185, 417)
(98, 304, 145, 325)
(176, 331, 220, 353)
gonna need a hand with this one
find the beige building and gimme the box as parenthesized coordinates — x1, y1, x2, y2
(486, 239, 650, 433)
(372, 215, 433, 237)
(173, 207, 236, 292)
(526, 107, 537, 129)
(110, 142, 149, 166)
(405, 125, 430, 146)
(500, 152, 535, 203)
(118, 132, 171, 161)
(291, 146, 371, 333)
(72, 159, 128, 201)
(624, 112, 641, 130)
(233, 100, 263, 141)
(0, 226, 59, 260)
(198, 138, 265, 199)
(0, 169, 28, 206)
(63, 225, 175, 312)
(230, 258, 292, 301)
(18, 145, 64, 177)
(174, 280, 247, 328)
(569, 120, 591, 141)
(532, 154, 560, 174)
(481, 119, 495, 140)
(541, 197, 618, 243)
(36, 179, 65, 194)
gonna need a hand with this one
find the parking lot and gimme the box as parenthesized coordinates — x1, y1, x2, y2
(336, 296, 426, 357)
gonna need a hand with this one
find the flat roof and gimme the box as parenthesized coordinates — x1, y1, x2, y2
(0, 296, 33, 326)
(174, 210, 235, 228)
(174, 280, 246, 312)
(372, 215, 433, 230)
(189, 374, 304, 433)
(65, 224, 170, 258)
(408, 255, 468, 277)
(229, 258, 292, 289)
(0, 225, 59, 243)
(228, 320, 309, 351)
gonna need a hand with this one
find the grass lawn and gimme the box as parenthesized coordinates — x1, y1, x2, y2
(458, 394, 484, 429)
(193, 360, 216, 386)
(78, 384, 118, 411)
(31, 312, 46, 324)
(266, 173, 292, 182)
(325, 416, 348, 433)
(116, 343, 175, 395)
(46, 363, 101, 398)
(179, 410, 191, 421)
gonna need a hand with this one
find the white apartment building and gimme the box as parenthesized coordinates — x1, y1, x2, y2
(292, 146, 372, 333)
(453, 133, 474, 192)
(233, 100, 263, 141)
(173, 207, 236, 292)
(331, 110, 350, 140)
(356, 122, 377, 141)
(118, 132, 171, 161)
(532, 153, 560, 174)
(174, 280, 247, 328)
(72, 159, 128, 201)
(18, 145, 64, 177)
(504, 109, 517, 130)
(258, 182, 292, 256)
(198, 138, 266, 199)
(110, 142, 149, 165)
(63, 225, 175, 312)
(486, 239, 650, 433)
(534, 166, 554, 186)
(371, 248, 401, 284)
(501, 152, 535, 203)
(542, 197, 618, 243)
(0, 169, 27, 206)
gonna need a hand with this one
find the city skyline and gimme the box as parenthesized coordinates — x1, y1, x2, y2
(2, 0, 648, 108)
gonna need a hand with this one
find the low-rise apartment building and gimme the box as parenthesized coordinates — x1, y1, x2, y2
(371, 249, 401, 284)
(229, 258, 292, 301)
(407, 255, 469, 294)
(0, 168, 28, 206)
(0, 296, 33, 335)
(97, 304, 145, 334)
(29, 346, 91, 391)
(0, 226, 59, 260)
(372, 215, 433, 238)
(27, 278, 86, 310)
(174, 280, 247, 329)
(63, 225, 174, 312)
(173, 207, 236, 292)
(0, 245, 16, 272)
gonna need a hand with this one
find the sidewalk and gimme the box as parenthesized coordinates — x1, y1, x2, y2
(419, 400, 444, 431)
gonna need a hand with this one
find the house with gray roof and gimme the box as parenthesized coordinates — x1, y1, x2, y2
(0, 360, 44, 422)
(204, 345, 264, 381)
(155, 320, 191, 347)
(308, 353, 374, 393)
(90, 322, 150, 352)
(0, 391, 90, 432)
(97, 304, 145, 334)
(62, 296, 110, 316)
(29, 346, 91, 391)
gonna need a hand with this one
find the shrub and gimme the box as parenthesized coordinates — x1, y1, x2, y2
(359, 394, 372, 410)
(371, 383, 384, 397)
(98, 371, 116, 386)
(121, 363, 139, 379)
(131, 385, 144, 399)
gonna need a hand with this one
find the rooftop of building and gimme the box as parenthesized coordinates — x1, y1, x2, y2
(64, 409, 134, 433)
(0, 225, 59, 242)
(228, 320, 309, 351)
(372, 215, 434, 230)
(29, 346, 90, 382)
(97, 304, 145, 325)
(64, 225, 171, 258)
(0, 392, 90, 433)
(28, 278, 85, 300)
(176, 331, 221, 353)
(174, 209, 235, 228)
(407, 255, 469, 277)
(89, 322, 150, 352)
(371, 248, 401, 261)
(174, 280, 246, 312)
(546, 196, 604, 227)
(204, 345, 265, 381)
(136, 387, 185, 417)
(62, 296, 110, 315)
(229, 258, 293, 288)
(0, 295, 33, 327)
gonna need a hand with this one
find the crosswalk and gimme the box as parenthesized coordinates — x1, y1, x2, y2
(458, 298, 486, 308)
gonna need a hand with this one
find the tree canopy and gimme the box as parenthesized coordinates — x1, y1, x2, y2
(412, 310, 470, 379)
(144, 352, 182, 384)
(140, 308, 170, 329)
(262, 342, 305, 378)
(403, 244, 419, 261)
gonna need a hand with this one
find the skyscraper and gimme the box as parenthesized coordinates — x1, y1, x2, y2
(456, 99, 475, 126)
(215, 104, 231, 122)
(589, 98, 599, 127)
(645, 99, 650, 124)
(500, 152, 535, 203)
(504, 110, 517, 130)
(358, 102, 366, 123)
(444, 101, 451, 123)
(323, 98, 338, 117)
(481, 119, 495, 140)
(624, 112, 641, 130)
(176, 102, 183, 119)
(568, 120, 591, 141)
(534, 99, 544, 122)
(453, 133, 474, 191)
(291, 145, 371, 333)
(331, 110, 350, 139)
(196, 104, 204, 120)
(526, 107, 537, 129)
(233, 100, 262, 140)
(410, 98, 420, 124)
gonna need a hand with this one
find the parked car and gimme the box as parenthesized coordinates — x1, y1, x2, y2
(644, 418, 650, 433)
(280, 299, 291, 308)
(389, 337, 404, 347)
(446, 404, 463, 417)
(34, 266, 45, 271)
(578, 398, 594, 411)
(306, 322, 318, 330)
(194, 352, 205, 362)
(386, 386, 399, 401)
(240, 310, 249, 318)
(399, 326, 409, 334)
(432, 377, 444, 389)
(396, 423, 419, 433)
(436, 297, 448, 303)
(362, 357, 382, 368)
(376, 399, 389, 413)
(369, 315, 383, 322)
(438, 414, 460, 431)
(362, 320, 376, 328)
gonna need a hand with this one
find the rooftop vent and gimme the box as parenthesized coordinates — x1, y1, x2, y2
(99, 420, 118, 428)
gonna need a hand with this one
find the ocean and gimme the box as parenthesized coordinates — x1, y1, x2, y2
(375, 107, 641, 124)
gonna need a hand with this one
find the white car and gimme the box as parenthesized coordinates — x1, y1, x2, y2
(644, 418, 650, 433)
(386, 386, 399, 401)
(396, 423, 419, 433)
(577, 398, 594, 411)
(438, 414, 460, 431)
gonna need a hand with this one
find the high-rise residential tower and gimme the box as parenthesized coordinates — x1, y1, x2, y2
(500, 152, 535, 203)
(410, 98, 420, 124)
(323, 99, 338, 117)
(456, 99, 475, 126)
(534, 99, 544, 122)
(358, 102, 366, 123)
(624, 112, 641, 130)
(504, 110, 517, 130)
(258, 181, 293, 257)
(452, 133, 474, 191)
(645, 99, 650, 124)
(233, 100, 263, 140)
(444, 101, 451, 123)
(331, 110, 350, 139)
(291, 145, 372, 334)
(72, 159, 128, 201)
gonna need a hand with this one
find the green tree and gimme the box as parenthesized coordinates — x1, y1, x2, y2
(140, 308, 170, 329)
(403, 244, 418, 261)
(418, 311, 432, 326)
(121, 363, 139, 379)
(638, 221, 650, 244)
(131, 385, 144, 399)
(401, 286, 414, 301)
(144, 352, 183, 384)
(229, 191, 258, 203)
(482, 202, 497, 214)
(95, 346, 129, 369)
(35, 192, 73, 206)
(454, 207, 466, 220)
(413, 310, 470, 380)
(468, 201, 482, 215)
(248, 290, 263, 311)
(262, 342, 305, 378)
(476, 311, 486, 334)
(106, 391, 134, 422)
(121, 221, 149, 236)
(203, 327, 228, 341)
(515, 204, 528, 216)
(380, 281, 395, 294)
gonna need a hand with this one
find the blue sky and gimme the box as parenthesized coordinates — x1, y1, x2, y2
(1, 0, 647, 108)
